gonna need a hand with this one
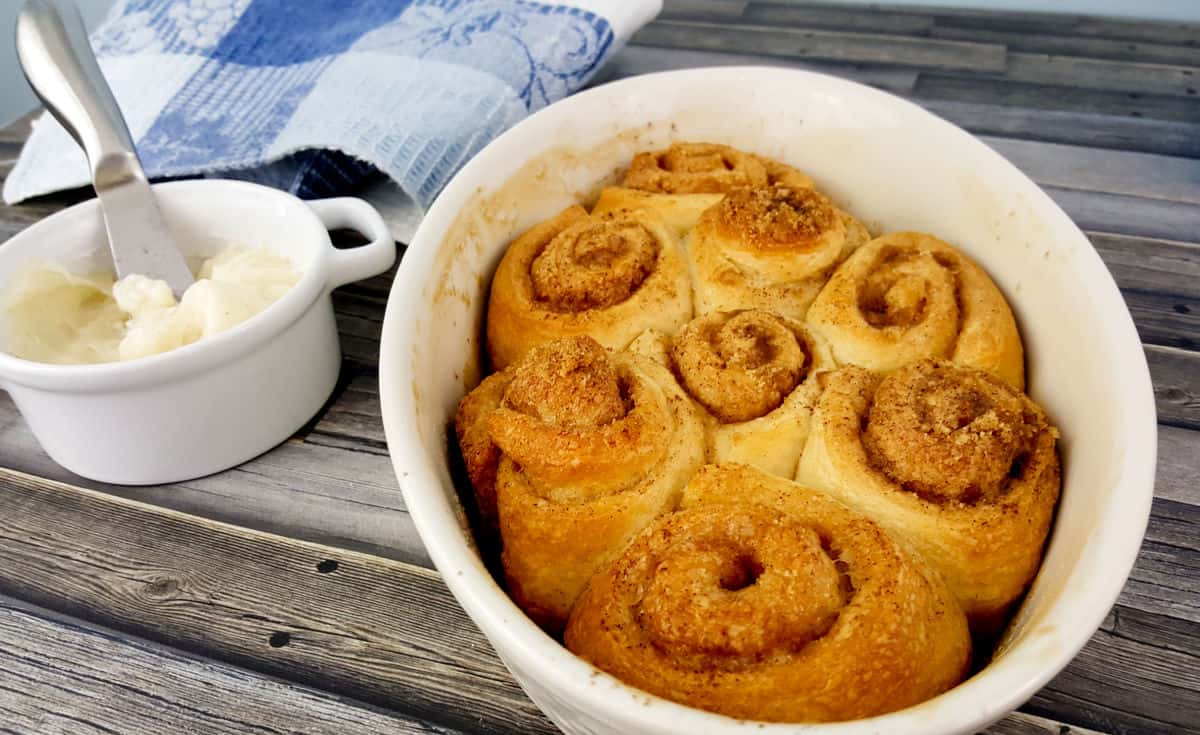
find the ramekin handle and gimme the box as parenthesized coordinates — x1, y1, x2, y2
(308, 197, 397, 290)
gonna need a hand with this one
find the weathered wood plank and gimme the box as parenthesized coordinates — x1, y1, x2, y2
(983, 137, 1200, 205)
(985, 712, 1102, 735)
(1090, 232, 1200, 297)
(0, 467, 1171, 735)
(931, 10, 1200, 47)
(0, 392, 422, 565)
(1154, 425, 1200, 508)
(1146, 345, 1200, 430)
(0, 598, 447, 735)
(633, 20, 1007, 72)
(931, 24, 1200, 67)
(1044, 187, 1200, 244)
(1002, 53, 1199, 99)
(916, 99, 1200, 159)
(0, 468, 558, 735)
(740, 2, 936, 35)
(604, 44, 920, 94)
(913, 74, 1200, 124)
(660, 0, 748, 21)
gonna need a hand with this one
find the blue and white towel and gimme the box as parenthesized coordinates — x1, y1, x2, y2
(4, 0, 658, 210)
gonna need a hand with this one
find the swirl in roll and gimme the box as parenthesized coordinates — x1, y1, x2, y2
(486, 205, 691, 370)
(629, 309, 835, 478)
(795, 360, 1060, 631)
(807, 231, 1025, 389)
(688, 186, 869, 322)
(623, 141, 813, 194)
(469, 336, 705, 632)
(565, 463, 970, 723)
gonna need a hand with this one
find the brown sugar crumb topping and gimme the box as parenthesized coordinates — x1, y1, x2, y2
(530, 218, 659, 312)
(857, 249, 957, 328)
(623, 142, 770, 194)
(671, 310, 808, 423)
(717, 186, 836, 252)
(633, 505, 847, 668)
(502, 336, 627, 429)
(862, 360, 1046, 504)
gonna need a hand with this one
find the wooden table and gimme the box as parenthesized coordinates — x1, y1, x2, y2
(1, 3, 1197, 734)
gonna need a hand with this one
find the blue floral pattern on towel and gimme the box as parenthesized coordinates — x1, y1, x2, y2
(79, 0, 616, 205)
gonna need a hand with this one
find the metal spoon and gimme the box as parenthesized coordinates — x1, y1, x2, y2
(16, 0, 193, 297)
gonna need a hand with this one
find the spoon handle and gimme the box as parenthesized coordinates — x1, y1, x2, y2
(15, 0, 194, 296)
(16, 0, 141, 189)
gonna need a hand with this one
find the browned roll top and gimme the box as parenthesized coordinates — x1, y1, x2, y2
(671, 309, 809, 423)
(488, 337, 661, 496)
(862, 362, 1044, 505)
(632, 504, 847, 664)
(565, 463, 971, 723)
(623, 141, 813, 194)
(796, 360, 1060, 630)
(530, 218, 659, 311)
(713, 186, 837, 253)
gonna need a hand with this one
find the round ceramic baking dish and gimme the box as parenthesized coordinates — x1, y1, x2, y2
(0, 179, 395, 485)
(379, 67, 1156, 734)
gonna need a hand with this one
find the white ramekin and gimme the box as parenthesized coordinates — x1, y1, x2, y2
(380, 68, 1157, 734)
(0, 179, 395, 485)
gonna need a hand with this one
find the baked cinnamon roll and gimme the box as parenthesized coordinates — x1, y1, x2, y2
(628, 309, 834, 478)
(795, 360, 1060, 631)
(486, 205, 692, 371)
(806, 231, 1025, 389)
(565, 463, 971, 722)
(623, 141, 813, 194)
(458, 336, 705, 632)
(688, 186, 869, 322)
(590, 186, 722, 239)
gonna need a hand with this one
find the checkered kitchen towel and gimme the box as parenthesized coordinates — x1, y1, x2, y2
(4, 0, 659, 209)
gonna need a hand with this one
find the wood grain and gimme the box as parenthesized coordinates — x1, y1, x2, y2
(916, 99, 1200, 158)
(633, 20, 1007, 71)
(0, 469, 556, 735)
(0, 467, 1166, 735)
(930, 24, 1200, 67)
(604, 44, 920, 94)
(0, 597, 446, 735)
(913, 74, 1200, 123)
(740, 2, 936, 35)
(983, 138, 1200, 204)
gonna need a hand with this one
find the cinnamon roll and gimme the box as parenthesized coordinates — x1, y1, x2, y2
(591, 186, 722, 239)
(688, 186, 869, 322)
(629, 309, 835, 478)
(565, 463, 971, 723)
(795, 360, 1060, 630)
(477, 336, 705, 631)
(806, 231, 1025, 389)
(623, 141, 813, 194)
(486, 205, 692, 370)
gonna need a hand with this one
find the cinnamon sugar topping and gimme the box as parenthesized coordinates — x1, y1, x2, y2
(717, 186, 836, 251)
(671, 310, 808, 423)
(530, 218, 659, 311)
(863, 360, 1047, 503)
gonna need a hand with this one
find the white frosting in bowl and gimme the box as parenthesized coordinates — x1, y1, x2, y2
(3, 246, 299, 364)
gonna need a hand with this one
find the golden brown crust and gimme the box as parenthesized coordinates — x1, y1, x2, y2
(486, 206, 693, 371)
(806, 231, 1025, 390)
(689, 186, 870, 322)
(622, 142, 813, 194)
(565, 463, 971, 723)
(795, 360, 1060, 631)
(590, 186, 722, 239)
(453, 371, 513, 533)
(487, 337, 705, 632)
(629, 310, 836, 479)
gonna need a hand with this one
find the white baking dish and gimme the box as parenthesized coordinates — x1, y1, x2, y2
(379, 67, 1156, 734)
(0, 179, 395, 485)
